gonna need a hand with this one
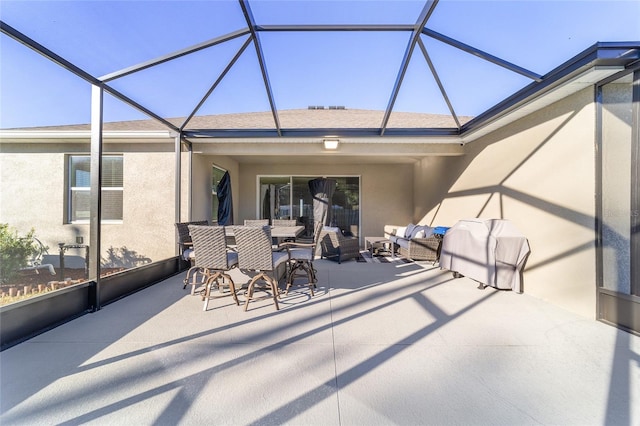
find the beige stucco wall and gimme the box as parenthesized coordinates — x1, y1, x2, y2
(1, 87, 602, 319)
(225, 162, 415, 244)
(415, 87, 597, 318)
(0, 143, 177, 265)
(189, 154, 240, 224)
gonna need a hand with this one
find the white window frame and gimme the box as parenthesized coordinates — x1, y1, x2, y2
(68, 155, 123, 224)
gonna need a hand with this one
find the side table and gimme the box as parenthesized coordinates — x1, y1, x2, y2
(364, 236, 393, 258)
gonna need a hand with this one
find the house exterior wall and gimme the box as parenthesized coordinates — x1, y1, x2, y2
(415, 87, 597, 318)
(189, 155, 240, 224)
(0, 87, 602, 319)
(229, 162, 415, 243)
(0, 142, 177, 265)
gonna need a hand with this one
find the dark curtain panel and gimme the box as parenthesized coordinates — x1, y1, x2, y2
(217, 171, 233, 225)
(262, 186, 271, 221)
(308, 178, 336, 227)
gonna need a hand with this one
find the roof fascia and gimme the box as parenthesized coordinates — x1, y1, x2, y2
(0, 130, 175, 143)
(182, 127, 460, 138)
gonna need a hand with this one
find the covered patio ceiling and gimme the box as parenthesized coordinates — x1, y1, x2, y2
(1, 0, 639, 153)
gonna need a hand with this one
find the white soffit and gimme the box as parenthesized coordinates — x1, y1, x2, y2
(461, 65, 625, 144)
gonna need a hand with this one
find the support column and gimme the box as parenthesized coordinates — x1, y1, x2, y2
(174, 133, 181, 255)
(89, 85, 103, 311)
(631, 69, 640, 296)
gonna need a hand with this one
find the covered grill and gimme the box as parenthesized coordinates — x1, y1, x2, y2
(440, 219, 531, 293)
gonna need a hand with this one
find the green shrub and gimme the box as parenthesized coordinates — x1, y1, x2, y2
(0, 224, 39, 284)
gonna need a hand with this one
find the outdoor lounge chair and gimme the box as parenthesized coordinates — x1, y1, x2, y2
(233, 226, 288, 311)
(187, 225, 240, 311)
(318, 227, 360, 264)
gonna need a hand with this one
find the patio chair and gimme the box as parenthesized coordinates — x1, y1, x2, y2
(233, 226, 288, 311)
(175, 220, 209, 262)
(244, 219, 269, 227)
(187, 225, 239, 311)
(319, 227, 360, 264)
(282, 220, 323, 296)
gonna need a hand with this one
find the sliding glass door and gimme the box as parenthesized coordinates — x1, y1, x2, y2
(258, 176, 360, 237)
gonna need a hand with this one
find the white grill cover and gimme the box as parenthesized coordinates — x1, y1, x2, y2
(440, 219, 530, 292)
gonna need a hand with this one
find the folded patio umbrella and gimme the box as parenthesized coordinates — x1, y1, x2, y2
(308, 178, 336, 227)
(217, 171, 233, 225)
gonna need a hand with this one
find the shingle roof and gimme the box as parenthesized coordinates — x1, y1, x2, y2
(15, 109, 472, 132)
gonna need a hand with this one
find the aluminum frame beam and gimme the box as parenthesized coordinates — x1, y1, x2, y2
(417, 37, 461, 129)
(380, 0, 439, 136)
(256, 24, 415, 32)
(0, 20, 180, 133)
(181, 36, 253, 130)
(100, 28, 251, 82)
(239, 0, 282, 136)
(421, 27, 542, 81)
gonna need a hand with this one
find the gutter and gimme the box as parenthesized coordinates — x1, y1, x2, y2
(0, 130, 175, 142)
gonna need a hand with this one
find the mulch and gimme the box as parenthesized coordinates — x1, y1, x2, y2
(1, 268, 123, 289)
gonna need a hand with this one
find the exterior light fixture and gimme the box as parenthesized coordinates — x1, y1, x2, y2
(323, 139, 339, 150)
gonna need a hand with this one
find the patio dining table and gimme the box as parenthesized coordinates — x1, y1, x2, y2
(225, 225, 305, 239)
(182, 225, 305, 250)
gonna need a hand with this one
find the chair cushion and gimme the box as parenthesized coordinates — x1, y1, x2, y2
(272, 251, 289, 268)
(323, 226, 341, 233)
(411, 225, 433, 239)
(395, 226, 407, 239)
(289, 247, 313, 261)
(395, 238, 410, 249)
(227, 251, 238, 267)
(183, 248, 194, 261)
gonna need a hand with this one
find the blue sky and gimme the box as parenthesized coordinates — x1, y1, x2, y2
(1, 0, 639, 129)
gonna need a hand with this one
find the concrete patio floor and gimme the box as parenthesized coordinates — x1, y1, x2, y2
(1, 258, 639, 425)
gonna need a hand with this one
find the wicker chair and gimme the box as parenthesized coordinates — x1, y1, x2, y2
(396, 235, 441, 262)
(185, 225, 240, 311)
(282, 221, 323, 296)
(318, 227, 360, 264)
(175, 220, 209, 261)
(233, 226, 288, 311)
